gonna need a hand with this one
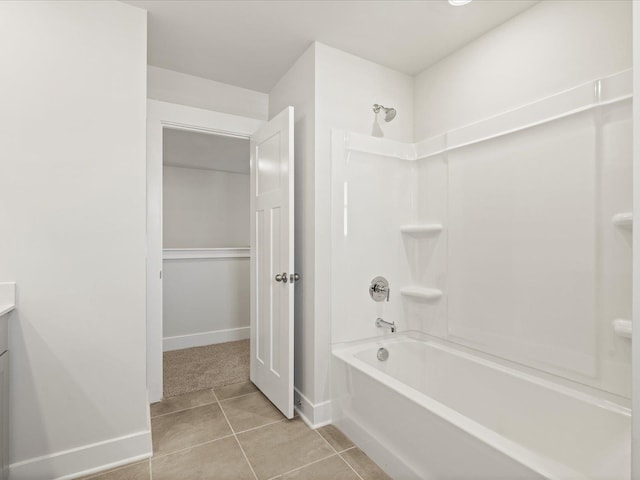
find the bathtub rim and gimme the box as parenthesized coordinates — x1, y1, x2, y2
(332, 330, 630, 480)
(334, 330, 631, 411)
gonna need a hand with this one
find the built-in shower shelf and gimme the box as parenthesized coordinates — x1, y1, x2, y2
(400, 287, 443, 300)
(612, 319, 632, 339)
(612, 212, 633, 229)
(400, 224, 443, 235)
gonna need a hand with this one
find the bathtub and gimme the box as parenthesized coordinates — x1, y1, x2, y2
(331, 331, 630, 479)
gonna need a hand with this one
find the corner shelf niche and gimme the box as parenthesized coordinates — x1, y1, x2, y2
(400, 224, 443, 235)
(612, 319, 632, 339)
(400, 286, 443, 301)
(612, 212, 632, 230)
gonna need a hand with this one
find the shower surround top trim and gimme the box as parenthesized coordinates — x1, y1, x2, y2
(339, 69, 632, 162)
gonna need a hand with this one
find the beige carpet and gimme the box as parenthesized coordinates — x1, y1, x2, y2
(163, 339, 250, 398)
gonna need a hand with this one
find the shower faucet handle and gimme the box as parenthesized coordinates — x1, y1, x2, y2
(369, 276, 390, 302)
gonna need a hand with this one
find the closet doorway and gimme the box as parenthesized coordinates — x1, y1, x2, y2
(146, 101, 296, 418)
(161, 128, 251, 397)
(146, 100, 264, 403)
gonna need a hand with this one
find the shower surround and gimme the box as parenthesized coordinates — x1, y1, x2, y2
(330, 70, 633, 478)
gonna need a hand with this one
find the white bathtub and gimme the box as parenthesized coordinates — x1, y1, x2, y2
(331, 331, 630, 479)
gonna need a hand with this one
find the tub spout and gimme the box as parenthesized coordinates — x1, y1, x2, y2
(375, 318, 396, 333)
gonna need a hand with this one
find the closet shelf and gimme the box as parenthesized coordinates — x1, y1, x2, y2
(400, 224, 443, 235)
(163, 247, 250, 260)
(612, 319, 632, 339)
(612, 212, 632, 229)
(400, 287, 443, 301)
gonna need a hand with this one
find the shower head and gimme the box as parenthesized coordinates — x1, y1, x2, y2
(384, 107, 397, 122)
(373, 104, 396, 122)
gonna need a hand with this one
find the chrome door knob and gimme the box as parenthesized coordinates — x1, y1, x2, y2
(275, 272, 288, 283)
(290, 273, 300, 283)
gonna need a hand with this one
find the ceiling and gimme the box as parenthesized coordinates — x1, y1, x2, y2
(125, 0, 538, 93)
(163, 129, 249, 174)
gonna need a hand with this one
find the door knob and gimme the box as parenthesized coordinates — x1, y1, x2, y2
(290, 273, 300, 283)
(275, 272, 288, 283)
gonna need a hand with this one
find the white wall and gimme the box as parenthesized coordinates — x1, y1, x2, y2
(414, 0, 632, 139)
(0, 2, 149, 478)
(163, 165, 250, 351)
(162, 255, 249, 351)
(163, 166, 250, 248)
(268, 44, 317, 415)
(149, 65, 269, 121)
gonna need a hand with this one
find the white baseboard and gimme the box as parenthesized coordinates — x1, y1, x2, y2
(9, 429, 152, 480)
(163, 326, 250, 352)
(294, 387, 332, 429)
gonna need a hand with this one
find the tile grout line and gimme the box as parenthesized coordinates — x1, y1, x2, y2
(215, 389, 289, 435)
(231, 435, 260, 480)
(212, 388, 260, 480)
(314, 429, 364, 480)
(215, 391, 325, 480)
(234, 417, 288, 435)
(150, 389, 285, 474)
(265, 453, 339, 480)
(215, 388, 261, 403)
(338, 450, 366, 480)
(313, 429, 339, 455)
(150, 387, 259, 419)
(153, 384, 359, 480)
(152, 433, 236, 459)
(150, 398, 218, 418)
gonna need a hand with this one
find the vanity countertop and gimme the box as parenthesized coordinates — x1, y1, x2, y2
(0, 283, 16, 317)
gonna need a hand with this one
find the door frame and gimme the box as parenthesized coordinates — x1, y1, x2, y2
(633, 4, 640, 477)
(146, 100, 265, 402)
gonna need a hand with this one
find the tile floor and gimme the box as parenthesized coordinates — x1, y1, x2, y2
(79, 381, 391, 480)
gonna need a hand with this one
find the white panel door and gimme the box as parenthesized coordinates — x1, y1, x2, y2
(0, 353, 7, 480)
(250, 106, 295, 418)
